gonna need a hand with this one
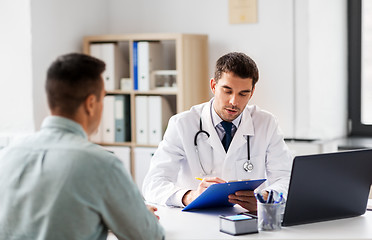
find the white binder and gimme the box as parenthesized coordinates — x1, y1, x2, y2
(135, 96, 149, 144)
(89, 43, 126, 91)
(89, 43, 101, 61)
(137, 42, 164, 91)
(134, 147, 157, 193)
(101, 44, 116, 90)
(102, 96, 115, 143)
(148, 96, 173, 145)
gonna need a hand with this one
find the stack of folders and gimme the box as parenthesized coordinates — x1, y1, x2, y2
(133, 41, 165, 91)
(90, 95, 131, 143)
(90, 43, 128, 91)
(135, 96, 174, 145)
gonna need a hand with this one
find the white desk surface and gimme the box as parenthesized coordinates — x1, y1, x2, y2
(109, 199, 372, 240)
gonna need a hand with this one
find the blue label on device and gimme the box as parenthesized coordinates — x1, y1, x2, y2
(225, 215, 252, 221)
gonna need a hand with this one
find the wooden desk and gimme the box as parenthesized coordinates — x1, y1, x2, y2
(109, 200, 372, 240)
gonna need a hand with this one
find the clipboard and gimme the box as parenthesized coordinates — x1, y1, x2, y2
(182, 179, 266, 211)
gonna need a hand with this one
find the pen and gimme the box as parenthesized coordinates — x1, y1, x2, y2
(274, 192, 283, 204)
(266, 190, 274, 204)
(195, 177, 203, 181)
(255, 193, 266, 203)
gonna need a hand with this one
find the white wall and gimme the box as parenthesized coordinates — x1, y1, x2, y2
(31, 0, 110, 129)
(5, 0, 347, 140)
(108, 0, 296, 137)
(0, 0, 34, 140)
(107, 0, 347, 140)
(294, 0, 347, 139)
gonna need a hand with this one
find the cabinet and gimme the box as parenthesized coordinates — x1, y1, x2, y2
(133, 147, 157, 193)
(82, 33, 209, 185)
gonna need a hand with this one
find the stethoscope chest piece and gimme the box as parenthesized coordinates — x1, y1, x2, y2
(243, 161, 253, 172)
(242, 135, 253, 172)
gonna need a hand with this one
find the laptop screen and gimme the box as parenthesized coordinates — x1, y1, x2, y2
(282, 149, 372, 226)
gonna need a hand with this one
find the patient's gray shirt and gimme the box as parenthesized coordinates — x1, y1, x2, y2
(0, 116, 164, 240)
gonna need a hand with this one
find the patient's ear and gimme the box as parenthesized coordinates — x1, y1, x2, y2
(84, 94, 97, 116)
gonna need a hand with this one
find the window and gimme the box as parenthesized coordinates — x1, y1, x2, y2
(349, 0, 372, 135)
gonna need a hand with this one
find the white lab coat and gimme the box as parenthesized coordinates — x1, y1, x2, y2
(142, 99, 293, 207)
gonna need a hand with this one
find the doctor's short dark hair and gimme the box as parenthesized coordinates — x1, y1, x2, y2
(45, 53, 106, 117)
(214, 52, 259, 87)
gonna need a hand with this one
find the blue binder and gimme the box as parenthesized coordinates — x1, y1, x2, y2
(182, 179, 266, 211)
(133, 41, 138, 90)
(114, 95, 131, 142)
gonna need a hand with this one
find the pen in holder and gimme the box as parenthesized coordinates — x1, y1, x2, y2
(256, 191, 284, 231)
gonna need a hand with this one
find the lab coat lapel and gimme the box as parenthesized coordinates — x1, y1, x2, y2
(226, 107, 255, 158)
(201, 101, 226, 157)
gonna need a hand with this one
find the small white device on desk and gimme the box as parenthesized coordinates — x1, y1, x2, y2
(219, 213, 258, 235)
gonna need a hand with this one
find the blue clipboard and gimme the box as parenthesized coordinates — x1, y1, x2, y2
(182, 179, 266, 211)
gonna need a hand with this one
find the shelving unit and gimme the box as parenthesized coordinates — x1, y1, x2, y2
(82, 33, 209, 183)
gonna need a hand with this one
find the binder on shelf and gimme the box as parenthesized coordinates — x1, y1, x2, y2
(103, 96, 115, 143)
(134, 147, 157, 193)
(137, 41, 164, 91)
(102, 43, 116, 90)
(114, 95, 131, 142)
(103, 146, 131, 174)
(133, 41, 138, 90)
(135, 96, 149, 144)
(148, 96, 173, 145)
(89, 43, 126, 91)
(90, 43, 101, 63)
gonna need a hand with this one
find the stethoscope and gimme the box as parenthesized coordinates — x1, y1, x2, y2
(194, 118, 253, 176)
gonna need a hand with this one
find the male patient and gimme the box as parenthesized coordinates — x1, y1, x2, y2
(0, 53, 164, 240)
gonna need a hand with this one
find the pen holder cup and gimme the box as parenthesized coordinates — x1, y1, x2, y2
(257, 202, 284, 231)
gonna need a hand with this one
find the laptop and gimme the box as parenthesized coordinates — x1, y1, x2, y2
(282, 149, 372, 226)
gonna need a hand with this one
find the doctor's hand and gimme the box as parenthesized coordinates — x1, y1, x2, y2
(228, 190, 257, 212)
(182, 177, 226, 206)
(228, 190, 270, 212)
(146, 205, 160, 220)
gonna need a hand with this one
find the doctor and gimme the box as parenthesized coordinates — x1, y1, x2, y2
(142, 52, 293, 211)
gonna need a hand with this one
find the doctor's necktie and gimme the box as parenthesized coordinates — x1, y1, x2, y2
(221, 121, 233, 152)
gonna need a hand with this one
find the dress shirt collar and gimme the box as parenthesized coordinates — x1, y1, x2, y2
(41, 116, 88, 139)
